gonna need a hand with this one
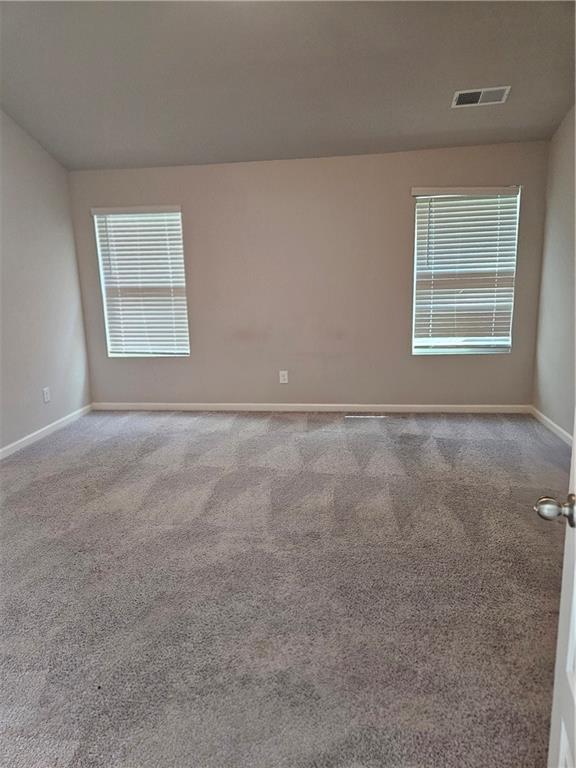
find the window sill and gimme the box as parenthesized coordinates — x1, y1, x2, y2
(107, 353, 191, 359)
(412, 348, 512, 356)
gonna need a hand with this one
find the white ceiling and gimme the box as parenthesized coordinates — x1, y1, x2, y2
(1, 2, 573, 170)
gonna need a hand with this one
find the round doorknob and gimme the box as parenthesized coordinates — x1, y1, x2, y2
(534, 495, 576, 527)
(535, 497, 563, 520)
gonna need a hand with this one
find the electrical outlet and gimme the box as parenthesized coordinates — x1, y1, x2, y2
(42, 387, 51, 403)
(279, 370, 288, 384)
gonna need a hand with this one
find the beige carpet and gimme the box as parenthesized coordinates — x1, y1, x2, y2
(0, 411, 571, 768)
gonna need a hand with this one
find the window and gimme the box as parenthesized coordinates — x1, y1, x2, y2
(93, 208, 190, 357)
(411, 187, 521, 355)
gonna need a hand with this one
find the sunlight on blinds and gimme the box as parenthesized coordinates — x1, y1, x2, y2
(412, 190, 521, 355)
(93, 209, 190, 357)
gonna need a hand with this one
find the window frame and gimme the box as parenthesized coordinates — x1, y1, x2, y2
(92, 206, 191, 359)
(410, 187, 521, 357)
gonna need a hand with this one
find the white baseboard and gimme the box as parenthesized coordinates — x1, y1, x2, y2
(0, 405, 92, 460)
(92, 401, 532, 414)
(529, 407, 573, 446)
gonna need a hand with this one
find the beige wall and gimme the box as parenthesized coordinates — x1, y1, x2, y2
(534, 108, 575, 435)
(70, 141, 548, 406)
(0, 110, 90, 448)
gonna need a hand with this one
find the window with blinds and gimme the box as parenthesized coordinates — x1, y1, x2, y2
(93, 208, 190, 357)
(411, 188, 521, 355)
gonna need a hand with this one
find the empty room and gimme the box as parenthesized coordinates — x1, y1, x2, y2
(1, 2, 575, 767)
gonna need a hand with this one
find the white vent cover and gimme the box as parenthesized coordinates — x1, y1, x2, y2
(452, 86, 511, 108)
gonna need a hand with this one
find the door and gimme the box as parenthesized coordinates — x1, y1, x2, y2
(535, 415, 576, 767)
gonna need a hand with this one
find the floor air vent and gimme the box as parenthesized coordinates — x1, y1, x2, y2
(452, 86, 510, 108)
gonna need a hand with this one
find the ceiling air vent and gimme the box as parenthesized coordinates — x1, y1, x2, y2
(452, 86, 511, 108)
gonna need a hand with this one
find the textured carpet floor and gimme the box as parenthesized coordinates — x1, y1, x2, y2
(0, 411, 571, 768)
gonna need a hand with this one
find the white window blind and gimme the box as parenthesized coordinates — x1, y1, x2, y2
(412, 189, 521, 355)
(93, 209, 190, 357)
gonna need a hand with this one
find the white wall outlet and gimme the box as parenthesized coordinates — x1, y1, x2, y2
(279, 370, 288, 384)
(42, 387, 51, 403)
